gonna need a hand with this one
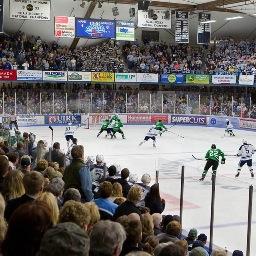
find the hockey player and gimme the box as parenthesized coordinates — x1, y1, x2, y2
(155, 120, 168, 136)
(139, 126, 158, 147)
(199, 144, 225, 181)
(235, 140, 255, 178)
(112, 118, 125, 139)
(97, 119, 110, 138)
(64, 123, 77, 148)
(225, 119, 235, 136)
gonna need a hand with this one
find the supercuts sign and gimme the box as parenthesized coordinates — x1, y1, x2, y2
(171, 115, 206, 125)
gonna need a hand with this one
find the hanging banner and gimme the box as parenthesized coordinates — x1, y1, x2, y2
(175, 11, 189, 43)
(43, 71, 67, 81)
(116, 20, 135, 41)
(160, 74, 184, 84)
(55, 16, 75, 38)
(115, 73, 137, 83)
(17, 70, 42, 81)
(239, 75, 254, 85)
(136, 73, 158, 83)
(0, 0, 3, 33)
(197, 13, 211, 44)
(0, 70, 17, 80)
(9, 0, 51, 20)
(68, 72, 91, 82)
(137, 10, 171, 29)
(186, 74, 210, 84)
(212, 75, 237, 85)
(91, 72, 114, 83)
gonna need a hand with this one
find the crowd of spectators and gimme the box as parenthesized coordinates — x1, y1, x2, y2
(0, 32, 255, 75)
(0, 85, 253, 118)
(0, 131, 244, 256)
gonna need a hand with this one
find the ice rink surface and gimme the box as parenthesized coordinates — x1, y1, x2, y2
(23, 124, 256, 253)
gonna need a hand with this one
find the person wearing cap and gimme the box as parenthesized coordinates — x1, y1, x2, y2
(37, 222, 90, 256)
(232, 250, 243, 256)
(199, 144, 225, 181)
(19, 155, 31, 174)
(185, 228, 198, 251)
(190, 246, 209, 256)
(136, 173, 151, 207)
(90, 154, 107, 197)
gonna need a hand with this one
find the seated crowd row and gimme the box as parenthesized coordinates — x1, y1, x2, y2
(0, 132, 244, 256)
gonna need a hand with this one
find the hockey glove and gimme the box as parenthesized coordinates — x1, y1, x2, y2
(221, 158, 225, 164)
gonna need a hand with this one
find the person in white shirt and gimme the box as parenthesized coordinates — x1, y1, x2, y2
(235, 139, 255, 178)
(139, 126, 158, 148)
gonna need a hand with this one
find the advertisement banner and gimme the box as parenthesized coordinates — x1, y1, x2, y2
(127, 114, 151, 124)
(91, 72, 114, 83)
(17, 115, 45, 127)
(136, 73, 158, 83)
(45, 114, 81, 125)
(239, 75, 254, 85)
(137, 10, 171, 29)
(90, 114, 112, 125)
(43, 71, 67, 81)
(0, 0, 3, 33)
(116, 20, 135, 41)
(17, 70, 42, 81)
(151, 114, 168, 124)
(207, 116, 240, 129)
(171, 115, 207, 125)
(68, 72, 91, 82)
(55, 16, 75, 38)
(212, 75, 237, 85)
(10, 0, 51, 20)
(160, 74, 184, 84)
(186, 74, 210, 84)
(240, 118, 256, 130)
(0, 70, 17, 81)
(115, 73, 136, 83)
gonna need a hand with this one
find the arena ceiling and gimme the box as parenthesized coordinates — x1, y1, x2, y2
(3, 0, 256, 47)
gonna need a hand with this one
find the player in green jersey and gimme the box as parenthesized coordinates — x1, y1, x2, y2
(97, 119, 110, 138)
(199, 144, 225, 181)
(112, 119, 125, 139)
(155, 120, 168, 136)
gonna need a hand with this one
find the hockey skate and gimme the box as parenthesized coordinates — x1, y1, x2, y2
(199, 175, 205, 181)
(235, 172, 240, 178)
(251, 172, 254, 178)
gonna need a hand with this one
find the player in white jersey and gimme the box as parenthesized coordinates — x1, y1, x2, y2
(139, 126, 158, 147)
(64, 123, 76, 148)
(225, 119, 235, 136)
(235, 140, 255, 178)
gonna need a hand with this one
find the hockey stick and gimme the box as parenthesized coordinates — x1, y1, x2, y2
(168, 130, 185, 138)
(192, 155, 204, 160)
(225, 154, 237, 157)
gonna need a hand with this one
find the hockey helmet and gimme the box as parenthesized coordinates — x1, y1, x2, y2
(226, 119, 229, 121)
(68, 122, 72, 126)
(211, 144, 216, 149)
(242, 139, 247, 144)
(96, 154, 104, 163)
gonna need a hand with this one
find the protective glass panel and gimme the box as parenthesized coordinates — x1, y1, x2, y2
(151, 92, 162, 113)
(138, 91, 150, 113)
(162, 92, 175, 114)
(127, 92, 138, 113)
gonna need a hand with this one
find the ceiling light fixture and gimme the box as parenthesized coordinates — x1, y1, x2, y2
(225, 16, 243, 20)
(200, 19, 216, 24)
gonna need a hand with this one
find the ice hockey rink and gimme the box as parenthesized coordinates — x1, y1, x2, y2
(23, 124, 256, 254)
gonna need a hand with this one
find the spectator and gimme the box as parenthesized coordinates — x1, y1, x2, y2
(186, 228, 198, 251)
(121, 220, 143, 256)
(34, 140, 47, 164)
(94, 181, 118, 218)
(192, 233, 207, 249)
(157, 221, 181, 243)
(63, 187, 81, 204)
(59, 200, 91, 231)
(113, 185, 142, 219)
(158, 243, 184, 256)
(152, 213, 162, 235)
(0, 193, 7, 245)
(175, 240, 188, 256)
(114, 197, 126, 205)
(63, 145, 93, 202)
(45, 177, 65, 207)
(0, 155, 10, 193)
(117, 168, 131, 198)
(4, 171, 44, 222)
(90, 220, 126, 256)
(15, 142, 26, 159)
(19, 155, 32, 174)
(43, 166, 62, 181)
(2, 170, 25, 201)
(45, 142, 65, 168)
(143, 235, 159, 255)
(140, 213, 154, 241)
(84, 202, 101, 227)
(136, 173, 151, 206)
(190, 246, 209, 256)
(2, 201, 53, 256)
(106, 165, 118, 184)
(37, 222, 90, 256)
(232, 250, 243, 256)
(7, 152, 19, 170)
(110, 182, 123, 201)
(37, 192, 59, 225)
(34, 159, 48, 173)
(144, 183, 165, 214)
(212, 249, 228, 256)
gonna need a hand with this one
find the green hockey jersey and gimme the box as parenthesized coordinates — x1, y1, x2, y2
(205, 149, 225, 162)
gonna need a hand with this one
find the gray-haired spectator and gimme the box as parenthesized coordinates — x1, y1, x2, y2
(63, 188, 81, 204)
(37, 222, 90, 256)
(45, 177, 65, 207)
(90, 220, 126, 256)
(136, 173, 151, 206)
